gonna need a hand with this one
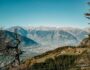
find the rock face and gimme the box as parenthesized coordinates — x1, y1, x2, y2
(79, 34, 90, 48)
(70, 50, 90, 70)
(70, 34, 90, 70)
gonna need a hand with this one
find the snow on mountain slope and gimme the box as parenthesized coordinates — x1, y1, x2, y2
(7, 26, 89, 47)
(61, 27, 89, 41)
(7, 26, 28, 37)
(27, 29, 78, 46)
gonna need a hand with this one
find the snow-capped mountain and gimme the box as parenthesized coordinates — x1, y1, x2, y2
(7, 26, 28, 37)
(7, 26, 89, 47)
(61, 27, 89, 41)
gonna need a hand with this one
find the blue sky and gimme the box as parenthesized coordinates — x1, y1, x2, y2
(0, 0, 89, 28)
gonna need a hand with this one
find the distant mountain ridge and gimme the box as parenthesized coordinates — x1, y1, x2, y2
(7, 26, 89, 47)
(6, 26, 90, 59)
(4, 30, 39, 47)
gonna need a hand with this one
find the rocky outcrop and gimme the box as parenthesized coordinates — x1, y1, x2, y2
(79, 34, 90, 48)
(15, 47, 87, 70)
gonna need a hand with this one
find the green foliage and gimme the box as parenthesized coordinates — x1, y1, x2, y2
(29, 55, 78, 70)
(30, 58, 56, 70)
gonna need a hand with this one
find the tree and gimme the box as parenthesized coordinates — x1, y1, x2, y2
(0, 28, 21, 68)
(85, 2, 90, 23)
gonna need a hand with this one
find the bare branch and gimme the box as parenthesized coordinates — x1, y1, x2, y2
(85, 13, 90, 16)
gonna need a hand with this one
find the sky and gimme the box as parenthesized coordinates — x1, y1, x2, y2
(0, 0, 89, 28)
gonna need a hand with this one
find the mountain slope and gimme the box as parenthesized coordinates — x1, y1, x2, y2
(7, 26, 28, 37)
(15, 47, 87, 70)
(5, 30, 39, 47)
(7, 26, 89, 47)
(9, 35, 90, 70)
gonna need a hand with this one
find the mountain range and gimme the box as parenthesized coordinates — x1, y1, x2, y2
(7, 26, 89, 47)
(0, 26, 89, 68)
(6, 26, 90, 56)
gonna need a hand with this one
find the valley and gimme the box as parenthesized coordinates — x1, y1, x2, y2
(0, 26, 90, 70)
